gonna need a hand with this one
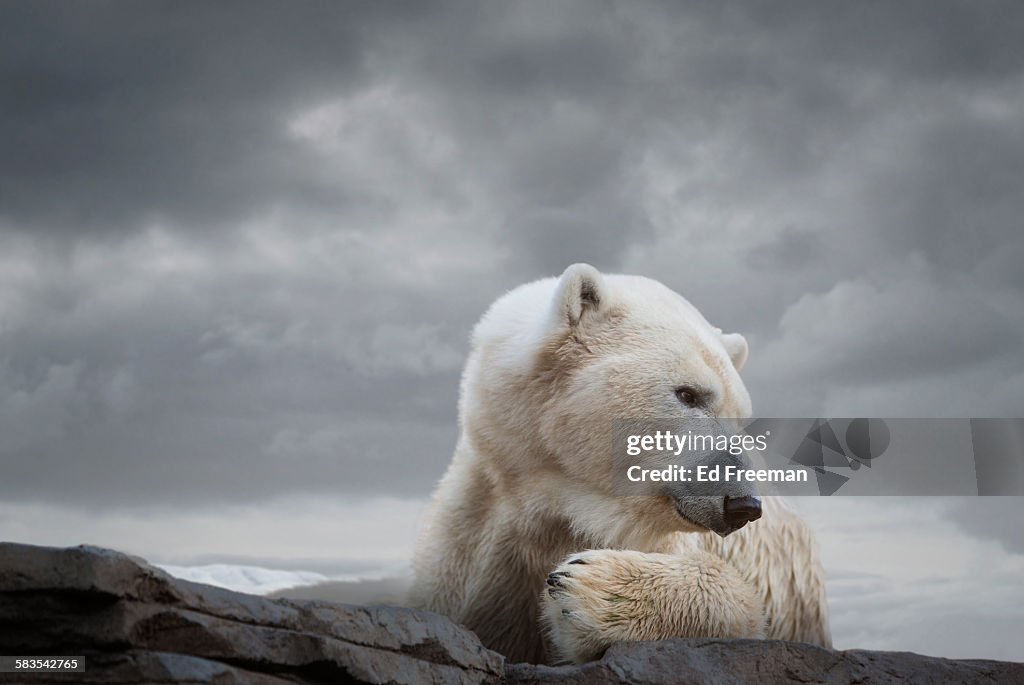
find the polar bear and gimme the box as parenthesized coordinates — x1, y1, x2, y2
(408, 264, 830, 664)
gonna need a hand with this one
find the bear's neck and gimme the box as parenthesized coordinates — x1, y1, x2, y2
(417, 448, 583, 663)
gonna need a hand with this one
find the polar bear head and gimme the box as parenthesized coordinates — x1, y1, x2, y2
(461, 263, 760, 545)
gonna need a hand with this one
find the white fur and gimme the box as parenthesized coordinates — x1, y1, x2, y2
(409, 265, 831, 664)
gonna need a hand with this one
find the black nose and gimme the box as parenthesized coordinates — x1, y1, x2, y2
(724, 495, 762, 529)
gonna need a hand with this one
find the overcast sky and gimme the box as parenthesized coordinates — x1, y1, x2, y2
(1, 1, 1022, 661)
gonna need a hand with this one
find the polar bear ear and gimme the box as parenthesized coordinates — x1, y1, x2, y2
(551, 263, 605, 327)
(720, 332, 749, 371)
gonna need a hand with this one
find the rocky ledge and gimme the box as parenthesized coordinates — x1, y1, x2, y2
(0, 543, 1021, 684)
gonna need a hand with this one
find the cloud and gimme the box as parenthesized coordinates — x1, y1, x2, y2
(746, 256, 1024, 415)
(0, 1, 398, 233)
(1, 2, 1023, 658)
(0, 361, 83, 453)
(0, 0, 1021, 500)
(0, 495, 428, 572)
(944, 497, 1024, 555)
(0, 224, 476, 506)
(800, 497, 1024, 660)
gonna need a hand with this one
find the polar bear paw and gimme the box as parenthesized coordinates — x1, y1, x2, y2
(540, 549, 766, 664)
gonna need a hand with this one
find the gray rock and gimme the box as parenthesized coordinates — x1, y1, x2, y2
(0, 543, 502, 684)
(1, 543, 1021, 684)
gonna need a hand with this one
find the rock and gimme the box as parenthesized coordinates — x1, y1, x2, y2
(506, 640, 1024, 684)
(1, 543, 1021, 684)
(0, 543, 502, 684)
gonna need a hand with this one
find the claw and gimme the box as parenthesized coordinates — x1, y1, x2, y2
(547, 571, 570, 587)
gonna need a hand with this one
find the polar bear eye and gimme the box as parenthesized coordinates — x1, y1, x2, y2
(674, 385, 701, 408)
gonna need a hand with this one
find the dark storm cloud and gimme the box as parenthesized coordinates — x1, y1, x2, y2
(0, 229, 478, 505)
(0, 1, 438, 232)
(2, 0, 1024, 510)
